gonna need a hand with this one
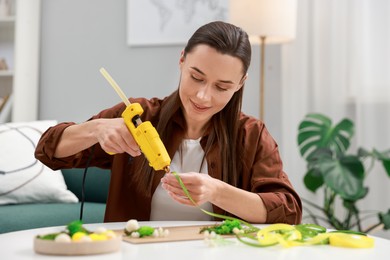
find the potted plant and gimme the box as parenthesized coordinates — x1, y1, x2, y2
(297, 113, 390, 233)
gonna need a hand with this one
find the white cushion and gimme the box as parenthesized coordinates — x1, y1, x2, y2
(0, 120, 78, 204)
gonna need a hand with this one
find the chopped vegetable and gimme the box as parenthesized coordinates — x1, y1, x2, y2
(295, 223, 327, 241)
(125, 219, 140, 233)
(124, 219, 169, 238)
(200, 219, 243, 235)
(171, 172, 376, 249)
(137, 226, 155, 237)
(257, 223, 299, 246)
(233, 223, 374, 249)
(329, 233, 374, 248)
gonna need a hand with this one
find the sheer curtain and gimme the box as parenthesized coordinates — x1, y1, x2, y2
(281, 0, 390, 238)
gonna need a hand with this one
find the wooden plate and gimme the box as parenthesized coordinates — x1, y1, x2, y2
(122, 225, 231, 244)
(33, 235, 121, 256)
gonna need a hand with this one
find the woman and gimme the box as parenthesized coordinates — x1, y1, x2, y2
(35, 21, 302, 224)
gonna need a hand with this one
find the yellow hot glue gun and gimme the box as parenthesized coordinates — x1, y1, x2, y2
(99, 67, 171, 173)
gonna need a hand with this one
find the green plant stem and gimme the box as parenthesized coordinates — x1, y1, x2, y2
(302, 204, 332, 225)
(343, 210, 354, 230)
(350, 212, 380, 229)
(324, 188, 343, 230)
(301, 197, 339, 227)
(324, 188, 337, 214)
(364, 155, 376, 174)
(302, 214, 331, 225)
(359, 209, 381, 215)
(342, 210, 362, 231)
(356, 212, 380, 221)
(302, 207, 320, 225)
(355, 212, 363, 232)
(364, 223, 384, 234)
(301, 198, 326, 213)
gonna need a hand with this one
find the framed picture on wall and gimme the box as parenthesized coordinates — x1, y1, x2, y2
(127, 0, 229, 46)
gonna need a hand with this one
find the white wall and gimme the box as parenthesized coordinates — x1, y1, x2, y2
(38, 0, 284, 146)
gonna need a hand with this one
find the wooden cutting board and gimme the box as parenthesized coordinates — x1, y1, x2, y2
(119, 225, 226, 244)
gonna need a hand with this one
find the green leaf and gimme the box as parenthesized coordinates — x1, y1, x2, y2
(306, 147, 333, 163)
(303, 149, 331, 192)
(357, 147, 371, 158)
(343, 200, 360, 214)
(379, 210, 390, 230)
(331, 119, 354, 150)
(319, 156, 366, 201)
(373, 149, 390, 178)
(383, 160, 390, 177)
(340, 155, 365, 179)
(304, 169, 324, 192)
(297, 113, 354, 160)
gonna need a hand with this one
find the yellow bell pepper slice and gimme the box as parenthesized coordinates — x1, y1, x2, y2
(329, 233, 374, 248)
(280, 233, 331, 248)
(257, 224, 301, 246)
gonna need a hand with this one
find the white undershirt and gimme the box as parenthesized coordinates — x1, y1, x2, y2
(150, 138, 213, 221)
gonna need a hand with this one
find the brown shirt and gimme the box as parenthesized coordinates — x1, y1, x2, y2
(35, 97, 302, 224)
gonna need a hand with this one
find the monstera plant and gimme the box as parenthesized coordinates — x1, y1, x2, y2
(297, 113, 390, 233)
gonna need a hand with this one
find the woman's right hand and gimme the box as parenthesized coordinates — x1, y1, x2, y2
(54, 118, 141, 158)
(94, 118, 141, 157)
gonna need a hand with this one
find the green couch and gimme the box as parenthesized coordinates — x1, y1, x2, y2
(0, 167, 110, 234)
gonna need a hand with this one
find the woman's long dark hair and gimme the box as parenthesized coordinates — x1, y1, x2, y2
(140, 21, 251, 192)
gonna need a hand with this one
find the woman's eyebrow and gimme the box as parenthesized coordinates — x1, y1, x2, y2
(190, 66, 235, 84)
(190, 66, 205, 75)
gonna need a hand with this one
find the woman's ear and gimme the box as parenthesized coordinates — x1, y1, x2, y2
(179, 50, 185, 65)
(237, 73, 248, 90)
(179, 50, 186, 72)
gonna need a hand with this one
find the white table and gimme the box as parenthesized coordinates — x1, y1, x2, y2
(2, 221, 389, 260)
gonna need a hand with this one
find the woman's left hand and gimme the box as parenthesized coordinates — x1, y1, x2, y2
(161, 172, 218, 206)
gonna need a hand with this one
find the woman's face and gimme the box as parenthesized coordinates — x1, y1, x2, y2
(179, 44, 247, 130)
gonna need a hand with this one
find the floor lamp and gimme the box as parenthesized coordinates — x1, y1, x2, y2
(230, 0, 297, 121)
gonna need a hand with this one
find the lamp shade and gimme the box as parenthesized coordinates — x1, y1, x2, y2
(230, 0, 297, 44)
